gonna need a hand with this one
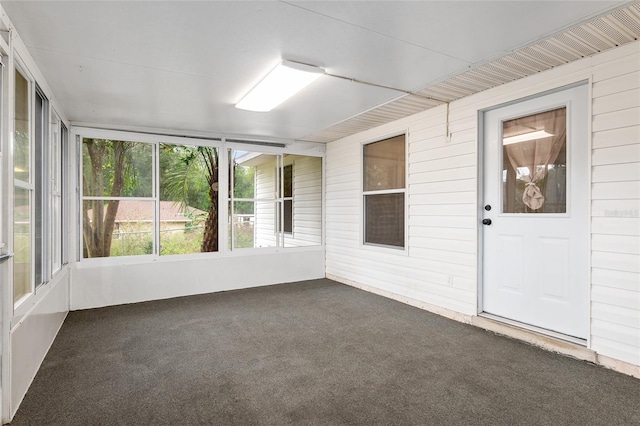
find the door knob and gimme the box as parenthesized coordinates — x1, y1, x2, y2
(482, 218, 492, 225)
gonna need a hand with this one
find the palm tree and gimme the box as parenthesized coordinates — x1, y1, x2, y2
(160, 145, 219, 252)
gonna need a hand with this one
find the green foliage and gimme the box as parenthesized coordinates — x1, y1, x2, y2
(159, 144, 211, 212)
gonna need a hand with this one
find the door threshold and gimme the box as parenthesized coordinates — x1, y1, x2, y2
(474, 313, 595, 363)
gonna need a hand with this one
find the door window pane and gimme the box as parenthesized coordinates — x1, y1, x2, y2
(502, 108, 567, 214)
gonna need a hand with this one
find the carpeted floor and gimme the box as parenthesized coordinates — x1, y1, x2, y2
(9, 279, 640, 425)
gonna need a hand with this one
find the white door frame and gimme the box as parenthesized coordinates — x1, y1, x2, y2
(477, 81, 591, 344)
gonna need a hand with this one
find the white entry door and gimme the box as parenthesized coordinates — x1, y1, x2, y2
(482, 84, 589, 340)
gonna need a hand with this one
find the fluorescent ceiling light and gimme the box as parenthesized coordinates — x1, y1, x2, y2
(235, 60, 324, 112)
(503, 130, 554, 145)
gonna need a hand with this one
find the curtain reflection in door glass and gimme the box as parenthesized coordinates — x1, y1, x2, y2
(502, 108, 567, 214)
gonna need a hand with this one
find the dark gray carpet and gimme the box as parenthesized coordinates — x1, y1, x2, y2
(9, 279, 640, 425)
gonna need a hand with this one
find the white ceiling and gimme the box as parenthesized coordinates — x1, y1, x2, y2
(1, 1, 630, 142)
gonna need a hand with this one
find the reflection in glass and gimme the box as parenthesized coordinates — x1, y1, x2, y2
(229, 151, 322, 249)
(14, 186, 31, 302)
(14, 69, 30, 183)
(283, 155, 322, 247)
(364, 135, 405, 192)
(502, 108, 567, 214)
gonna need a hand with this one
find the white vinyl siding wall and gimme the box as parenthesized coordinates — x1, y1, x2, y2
(254, 155, 322, 248)
(590, 45, 640, 367)
(325, 40, 640, 369)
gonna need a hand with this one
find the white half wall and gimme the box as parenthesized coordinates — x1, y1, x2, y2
(71, 248, 325, 310)
(10, 270, 69, 418)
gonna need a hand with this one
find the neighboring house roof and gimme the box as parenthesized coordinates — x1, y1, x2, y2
(88, 201, 207, 223)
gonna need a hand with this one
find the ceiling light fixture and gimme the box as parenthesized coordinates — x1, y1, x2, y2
(503, 130, 554, 145)
(235, 60, 325, 112)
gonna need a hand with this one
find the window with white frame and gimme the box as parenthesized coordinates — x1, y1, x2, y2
(229, 150, 322, 249)
(34, 86, 49, 287)
(81, 138, 155, 258)
(363, 134, 406, 248)
(230, 149, 279, 249)
(159, 143, 220, 255)
(13, 67, 32, 303)
(13, 66, 69, 307)
(50, 112, 67, 274)
(81, 136, 222, 258)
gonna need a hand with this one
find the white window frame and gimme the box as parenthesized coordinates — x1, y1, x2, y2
(76, 127, 224, 264)
(12, 61, 35, 309)
(361, 132, 408, 251)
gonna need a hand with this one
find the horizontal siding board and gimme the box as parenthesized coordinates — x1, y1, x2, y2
(591, 181, 640, 200)
(411, 179, 476, 195)
(592, 126, 640, 150)
(590, 336, 640, 365)
(592, 285, 640, 311)
(591, 217, 640, 236)
(591, 268, 639, 292)
(591, 199, 640, 217)
(591, 303, 640, 329)
(592, 234, 640, 255)
(410, 226, 476, 242)
(409, 236, 476, 255)
(592, 251, 640, 273)
(410, 203, 476, 217)
(410, 141, 475, 163)
(410, 191, 477, 205)
(409, 165, 476, 183)
(408, 215, 477, 229)
(592, 138, 640, 173)
(591, 162, 640, 183)
(412, 153, 477, 172)
(592, 319, 640, 347)
(592, 88, 640, 115)
(592, 71, 640, 98)
(592, 51, 640, 82)
(592, 107, 640, 132)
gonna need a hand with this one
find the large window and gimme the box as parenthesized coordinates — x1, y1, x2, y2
(81, 138, 221, 258)
(13, 68, 32, 303)
(363, 134, 406, 248)
(80, 136, 320, 258)
(13, 67, 69, 306)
